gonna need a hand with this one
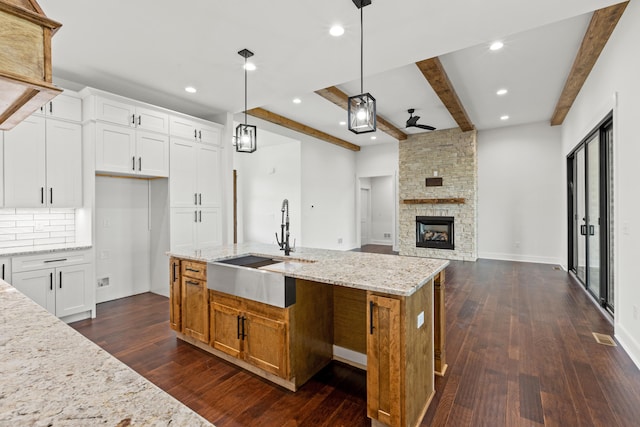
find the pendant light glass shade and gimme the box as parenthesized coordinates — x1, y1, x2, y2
(236, 48, 257, 153)
(348, 1, 376, 135)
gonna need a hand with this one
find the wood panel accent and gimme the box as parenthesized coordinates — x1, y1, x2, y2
(550, 2, 629, 126)
(244, 310, 289, 378)
(181, 260, 206, 281)
(169, 257, 181, 332)
(333, 286, 367, 354)
(290, 279, 334, 387)
(209, 295, 243, 358)
(434, 270, 447, 376)
(314, 86, 408, 141)
(415, 57, 475, 132)
(181, 261, 208, 343)
(247, 107, 361, 152)
(402, 198, 465, 204)
(367, 294, 402, 427)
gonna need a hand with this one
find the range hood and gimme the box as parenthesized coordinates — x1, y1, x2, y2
(0, 0, 62, 130)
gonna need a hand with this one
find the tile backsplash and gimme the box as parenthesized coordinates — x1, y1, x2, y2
(0, 208, 76, 250)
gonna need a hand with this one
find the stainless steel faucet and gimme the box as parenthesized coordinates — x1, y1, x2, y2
(275, 199, 293, 255)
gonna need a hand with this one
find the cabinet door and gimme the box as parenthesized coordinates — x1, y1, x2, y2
(46, 120, 82, 207)
(196, 144, 221, 207)
(169, 139, 197, 207)
(3, 116, 46, 207)
(181, 276, 209, 343)
(55, 264, 91, 318)
(169, 116, 197, 140)
(170, 208, 197, 251)
(244, 311, 288, 378)
(196, 208, 222, 249)
(0, 133, 4, 207)
(0, 257, 11, 283)
(169, 258, 181, 332)
(95, 123, 136, 174)
(44, 92, 82, 121)
(95, 96, 135, 127)
(367, 295, 402, 427)
(198, 124, 221, 145)
(12, 269, 56, 314)
(135, 106, 169, 134)
(210, 300, 243, 358)
(136, 131, 169, 177)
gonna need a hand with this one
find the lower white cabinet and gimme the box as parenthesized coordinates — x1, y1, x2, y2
(170, 207, 222, 251)
(11, 250, 94, 321)
(0, 257, 11, 283)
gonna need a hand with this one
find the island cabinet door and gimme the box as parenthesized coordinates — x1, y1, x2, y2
(367, 294, 402, 427)
(243, 310, 289, 379)
(210, 300, 242, 359)
(181, 276, 209, 343)
(169, 258, 181, 332)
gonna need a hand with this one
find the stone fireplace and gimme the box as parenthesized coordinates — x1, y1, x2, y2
(399, 128, 477, 261)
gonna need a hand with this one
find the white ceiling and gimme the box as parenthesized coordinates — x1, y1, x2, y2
(39, 0, 622, 147)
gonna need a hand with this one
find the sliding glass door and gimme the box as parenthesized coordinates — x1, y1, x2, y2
(568, 114, 612, 313)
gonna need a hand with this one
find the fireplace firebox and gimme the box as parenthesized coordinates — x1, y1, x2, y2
(416, 216, 454, 250)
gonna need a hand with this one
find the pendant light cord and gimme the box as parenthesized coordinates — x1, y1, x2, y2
(360, 6, 364, 94)
(244, 57, 248, 126)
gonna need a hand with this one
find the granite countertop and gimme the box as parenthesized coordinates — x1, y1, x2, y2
(169, 243, 449, 297)
(0, 280, 214, 427)
(0, 244, 92, 257)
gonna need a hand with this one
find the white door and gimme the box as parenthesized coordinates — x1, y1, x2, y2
(95, 96, 135, 127)
(198, 124, 221, 145)
(169, 116, 197, 140)
(360, 188, 371, 245)
(4, 116, 46, 207)
(135, 106, 169, 133)
(169, 139, 197, 207)
(46, 92, 82, 121)
(197, 144, 221, 207)
(197, 208, 222, 248)
(170, 208, 197, 251)
(12, 269, 56, 314)
(46, 120, 82, 207)
(55, 264, 90, 317)
(136, 131, 169, 177)
(95, 123, 136, 174)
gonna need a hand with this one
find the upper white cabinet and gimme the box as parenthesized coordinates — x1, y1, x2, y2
(170, 115, 221, 145)
(4, 116, 82, 208)
(169, 139, 221, 208)
(95, 123, 168, 177)
(36, 91, 82, 122)
(89, 96, 169, 134)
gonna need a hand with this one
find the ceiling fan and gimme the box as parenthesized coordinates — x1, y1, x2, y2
(406, 109, 436, 131)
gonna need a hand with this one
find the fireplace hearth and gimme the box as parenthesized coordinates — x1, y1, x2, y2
(416, 216, 454, 250)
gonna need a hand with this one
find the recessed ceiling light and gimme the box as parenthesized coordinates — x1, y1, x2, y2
(496, 88, 508, 96)
(500, 115, 509, 121)
(490, 41, 504, 51)
(185, 86, 197, 93)
(293, 98, 302, 104)
(371, 136, 377, 140)
(339, 121, 346, 126)
(244, 62, 256, 71)
(329, 25, 345, 37)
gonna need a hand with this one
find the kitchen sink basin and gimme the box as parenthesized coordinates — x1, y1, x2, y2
(208, 255, 295, 308)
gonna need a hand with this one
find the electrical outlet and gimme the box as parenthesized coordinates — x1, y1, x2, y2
(337, 238, 343, 245)
(514, 241, 521, 249)
(99, 251, 109, 260)
(634, 305, 638, 320)
(97, 277, 110, 288)
(384, 233, 391, 238)
(417, 311, 425, 328)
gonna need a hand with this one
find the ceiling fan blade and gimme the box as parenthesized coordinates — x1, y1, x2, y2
(416, 124, 436, 131)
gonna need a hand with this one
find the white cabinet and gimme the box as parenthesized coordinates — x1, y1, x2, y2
(4, 116, 82, 208)
(36, 91, 82, 122)
(170, 115, 221, 145)
(169, 139, 221, 207)
(11, 250, 94, 321)
(95, 123, 169, 177)
(92, 96, 169, 133)
(0, 257, 11, 283)
(170, 207, 222, 251)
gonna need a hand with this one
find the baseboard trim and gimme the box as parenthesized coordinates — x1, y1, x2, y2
(478, 252, 561, 265)
(332, 345, 367, 370)
(615, 324, 640, 370)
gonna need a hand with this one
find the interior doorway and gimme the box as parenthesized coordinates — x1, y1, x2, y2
(567, 113, 613, 313)
(358, 175, 395, 250)
(360, 188, 370, 245)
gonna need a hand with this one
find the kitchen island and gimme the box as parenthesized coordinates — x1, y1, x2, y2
(0, 280, 213, 427)
(168, 243, 449, 427)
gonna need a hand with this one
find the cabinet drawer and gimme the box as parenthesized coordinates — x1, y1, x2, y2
(12, 249, 91, 273)
(182, 260, 206, 280)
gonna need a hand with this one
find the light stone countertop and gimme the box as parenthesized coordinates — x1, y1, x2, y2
(168, 243, 449, 297)
(0, 244, 92, 257)
(0, 280, 214, 427)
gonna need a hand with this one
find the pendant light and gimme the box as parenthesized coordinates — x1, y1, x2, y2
(348, 0, 376, 134)
(236, 49, 257, 153)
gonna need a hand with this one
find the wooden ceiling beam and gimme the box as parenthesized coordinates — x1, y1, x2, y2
(415, 57, 474, 132)
(550, 2, 628, 126)
(247, 107, 360, 152)
(314, 86, 408, 141)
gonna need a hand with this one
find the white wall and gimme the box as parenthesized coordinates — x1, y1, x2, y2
(95, 176, 151, 303)
(235, 129, 302, 246)
(477, 122, 563, 264)
(370, 176, 394, 244)
(559, 0, 640, 367)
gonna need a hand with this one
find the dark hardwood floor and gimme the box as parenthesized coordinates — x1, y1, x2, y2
(71, 258, 640, 426)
